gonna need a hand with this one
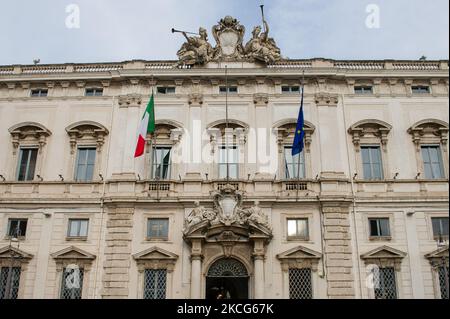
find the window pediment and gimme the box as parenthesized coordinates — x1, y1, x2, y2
(133, 247, 178, 272)
(361, 246, 406, 260)
(348, 119, 392, 149)
(276, 246, 322, 271)
(8, 122, 52, 154)
(0, 245, 33, 261)
(408, 119, 449, 150)
(149, 120, 184, 144)
(66, 121, 109, 154)
(273, 119, 315, 153)
(425, 247, 449, 263)
(51, 246, 96, 261)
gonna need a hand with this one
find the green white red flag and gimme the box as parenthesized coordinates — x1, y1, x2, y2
(134, 93, 155, 158)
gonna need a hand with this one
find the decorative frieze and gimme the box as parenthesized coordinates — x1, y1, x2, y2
(118, 94, 142, 108)
(315, 92, 339, 107)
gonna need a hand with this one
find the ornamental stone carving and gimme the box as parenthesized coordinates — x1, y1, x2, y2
(175, 16, 281, 66)
(183, 184, 271, 235)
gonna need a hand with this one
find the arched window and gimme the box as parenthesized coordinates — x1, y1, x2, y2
(207, 258, 248, 277)
(273, 119, 315, 180)
(408, 119, 448, 179)
(8, 122, 52, 181)
(348, 119, 392, 180)
(65, 121, 109, 182)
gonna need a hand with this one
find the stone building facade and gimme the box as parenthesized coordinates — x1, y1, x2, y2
(0, 17, 449, 300)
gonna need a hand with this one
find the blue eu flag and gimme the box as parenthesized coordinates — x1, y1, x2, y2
(292, 86, 305, 156)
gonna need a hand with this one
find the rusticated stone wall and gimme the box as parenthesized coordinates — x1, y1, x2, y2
(102, 207, 134, 299)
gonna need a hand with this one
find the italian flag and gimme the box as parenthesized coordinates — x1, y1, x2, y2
(134, 93, 155, 158)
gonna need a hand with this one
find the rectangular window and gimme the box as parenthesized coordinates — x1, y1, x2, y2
(17, 148, 38, 181)
(218, 145, 238, 179)
(219, 86, 238, 94)
(354, 86, 373, 94)
(67, 219, 89, 238)
(157, 87, 176, 95)
(75, 148, 96, 182)
(287, 218, 309, 240)
(361, 146, 383, 180)
(369, 218, 391, 238)
(411, 85, 430, 94)
(421, 146, 445, 179)
(7, 219, 28, 237)
(374, 267, 397, 299)
(60, 267, 84, 299)
(144, 269, 166, 299)
(30, 89, 48, 97)
(438, 266, 449, 299)
(85, 88, 103, 96)
(289, 268, 312, 299)
(282, 86, 300, 93)
(147, 218, 169, 240)
(431, 217, 449, 239)
(152, 147, 172, 180)
(284, 147, 305, 179)
(0, 267, 21, 299)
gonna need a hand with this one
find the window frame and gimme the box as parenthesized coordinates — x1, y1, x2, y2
(219, 86, 238, 94)
(354, 85, 374, 95)
(59, 267, 84, 299)
(16, 147, 39, 181)
(74, 147, 97, 182)
(421, 145, 445, 180)
(6, 218, 28, 239)
(218, 144, 239, 180)
(411, 85, 431, 94)
(84, 88, 103, 97)
(146, 218, 169, 241)
(67, 219, 90, 239)
(373, 267, 398, 299)
(0, 266, 22, 299)
(151, 146, 172, 180)
(143, 268, 167, 299)
(30, 88, 48, 97)
(281, 86, 300, 94)
(368, 217, 392, 240)
(360, 145, 384, 180)
(431, 217, 449, 240)
(283, 146, 306, 180)
(156, 87, 176, 95)
(286, 218, 310, 241)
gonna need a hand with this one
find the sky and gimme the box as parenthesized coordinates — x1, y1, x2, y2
(0, 0, 448, 65)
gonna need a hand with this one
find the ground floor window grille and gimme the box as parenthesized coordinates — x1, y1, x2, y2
(374, 267, 397, 299)
(60, 267, 84, 299)
(438, 266, 449, 299)
(144, 269, 167, 299)
(289, 268, 312, 299)
(0, 267, 21, 299)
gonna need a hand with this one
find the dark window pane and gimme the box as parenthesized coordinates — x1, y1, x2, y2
(147, 219, 169, 239)
(361, 146, 383, 179)
(289, 268, 312, 299)
(432, 217, 449, 237)
(369, 219, 379, 236)
(17, 149, 38, 181)
(144, 269, 166, 299)
(75, 148, 96, 181)
(0, 267, 21, 299)
(60, 267, 84, 299)
(422, 146, 444, 179)
(374, 267, 397, 299)
(8, 219, 27, 237)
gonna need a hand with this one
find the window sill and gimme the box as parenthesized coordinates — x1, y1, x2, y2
(146, 237, 169, 242)
(66, 236, 88, 242)
(4, 236, 26, 241)
(287, 237, 310, 242)
(369, 236, 392, 241)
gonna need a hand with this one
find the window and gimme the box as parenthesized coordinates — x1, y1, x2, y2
(289, 268, 312, 299)
(411, 85, 430, 94)
(284, 147, 305, 179)
(219, 145, 238, 179)
(431, 217, 449, 239)
(282, 86, 300, 93)
(374, 267, 397, 299)
(144, 269, 166, 299)
(60, 267, 84, 299)
(85, 88, 103, 96)
(30, 89, 48, 97)
(17, 148, 38, 181)
(147, 218, 169, 240)
(219, 86, 238, 94)
(354, 86, 373, 94)
(0, 267, 21, 299)
(287, 218, 309, 240)
(438, 266, 449, 299)
(369, 218, 391, 238)
(152, 147, 172, 180)
(67, 219, 89, 238)
(361, 146, 383, 180)
(7, 219, 28, 237)
(157, 87, 176, 95)
(75, 148, 96, 181)
(421, 146, 445, 179)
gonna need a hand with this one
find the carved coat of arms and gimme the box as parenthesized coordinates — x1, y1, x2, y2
(212, 16, 245, 60)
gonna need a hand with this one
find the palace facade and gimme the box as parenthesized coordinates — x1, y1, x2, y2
(0, 17, 449, 300)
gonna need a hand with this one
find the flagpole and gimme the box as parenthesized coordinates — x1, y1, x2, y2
(225, 65, 229, 183)
(296, 71, 305, 201)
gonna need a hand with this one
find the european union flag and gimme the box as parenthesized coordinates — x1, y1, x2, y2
(292, 86, 305, 156)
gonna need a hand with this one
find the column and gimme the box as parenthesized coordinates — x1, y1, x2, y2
(190, 239, 203, 299)
(253, 239, 265, 299)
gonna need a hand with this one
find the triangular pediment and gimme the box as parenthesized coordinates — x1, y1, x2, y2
(276, 246, 322, 261)
(133, 247, 178, 261)
(361, 246, 406, 260)
(425, 247, 449, 260)
(0, 246, 33, 260)
(51, 246, 96, 260)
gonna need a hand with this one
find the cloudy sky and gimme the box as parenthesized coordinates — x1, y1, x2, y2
(1, 0, 448, 65)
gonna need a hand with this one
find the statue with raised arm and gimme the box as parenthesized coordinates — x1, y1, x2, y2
(244, 6, 281, 63)
(176, 27, 213, 66)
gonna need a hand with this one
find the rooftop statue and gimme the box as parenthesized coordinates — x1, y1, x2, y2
(176, 27, 214, 66)
(211, 16, 246, 60)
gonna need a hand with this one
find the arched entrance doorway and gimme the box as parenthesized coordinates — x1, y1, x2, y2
(205, 258, 249, 299)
